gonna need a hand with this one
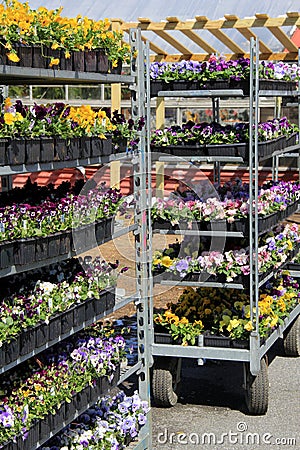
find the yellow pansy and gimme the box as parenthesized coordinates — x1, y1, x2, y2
(7, 52, 20, 63)
(244, 321, 254, 331)
(227, 318, 240, 332)
(161, 256, 173, 267)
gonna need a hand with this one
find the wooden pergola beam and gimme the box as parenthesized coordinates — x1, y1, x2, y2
(224, 14, 272, 54)
(119, 12, 300, 61)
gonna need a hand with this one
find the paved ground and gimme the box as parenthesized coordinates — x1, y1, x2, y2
(151, 340, 300, 450)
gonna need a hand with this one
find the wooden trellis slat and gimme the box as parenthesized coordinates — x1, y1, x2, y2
(119, 12, 300, 61)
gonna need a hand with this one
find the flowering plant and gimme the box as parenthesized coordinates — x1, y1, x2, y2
(0, 257, 128, 347)
(0, 1, 131, 66)
(154, 223, 300, 282)
(151, 180, 300, 227)
(150, 118, 298, 148)
(150, 56, 300, 83)
(0, 183, 125, 242)
(0, 324, 126, 446)
(41, 390, 149, 449)
(0, 99, 116, 139)
(154, 271, 300, 344)
(109, 110, 145, 152)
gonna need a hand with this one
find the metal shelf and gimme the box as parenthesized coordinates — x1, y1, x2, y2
(0, 291, 139, 376)
(151, 303, 300, 362)
(153, 229, 244, 237)
(157, 89, 245, 98)
(0, 152, 132, 176)
(0, 223, 137, 278)
(259, 89, 299, 97)
(0, 64, 135, 85)
(157, 155, 244, 163)
(160, 279, 245, 289)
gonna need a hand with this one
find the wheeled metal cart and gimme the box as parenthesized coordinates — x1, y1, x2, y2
(146, 38, 300, 415)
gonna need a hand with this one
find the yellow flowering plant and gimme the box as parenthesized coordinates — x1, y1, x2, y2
(0, 1, 131, 66)
(154, 271, 300, 345)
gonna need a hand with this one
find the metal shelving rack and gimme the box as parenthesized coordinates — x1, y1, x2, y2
(147, 37, 300, 414)
(0, 29, 151, 449)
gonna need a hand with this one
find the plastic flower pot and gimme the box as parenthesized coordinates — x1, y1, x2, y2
(25, 138, 41, 164)
(73, 50, 85, 72)
(50, 403, 66, 430)
(23, 420, 39, 450)
(47, 233, 61, 258)
(19, 326, 36, 356)
(64, 392, 77, 421)
(40, 137, 55, 162)
(231, 339, 249, 349)
(106, 289, 116, 310)
(75, 385, 90, 411)
(101, 134, 113, 156)
(2, 336, 20, 366)
(114, 137, 127, 154)
(204, 333, 231, 348)
(152, 219, 173, 231)
(171, 145, 206, 157)
(54, 137, 68, 161)
(48, 313, 62, 342)
(68, 137, 80, 160)
(72, 303, 86, 327)
(286, 132, 298, 148)
(97, 49, 109, 73)
(45, 47, 60, 69)
(32, 45, 47, 69)
(0, 240, 14, 268)
(6, 139, 26, 165)
(60, 308, 74, 335)
(35, 321, 49, 348)
(13, 238, 36, 265)
(59, 230, 71, 255)
(202, 79, 231, 90)
(104, 216, 114, 241)
(84, 50, 97, 72)
(38, 414, 51, 442)
(80, 136, 91, 159)
(0, 138, 8, 166)
(60, 50, 73, 71)
(154, 332, 179, 345)
(95, 218, 106, 244)
(84, 297, 96, 322)
(109, 59, 123, 74)
(94, 293, 107, 316)
(206, 143, 238, 157)
(35, 237, 48, 262)
(90, 136, 103, 157)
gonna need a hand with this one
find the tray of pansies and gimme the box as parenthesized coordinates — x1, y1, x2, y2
(0, 100, 117, 166)
(150, 117, 298, 160)
(0, 256, 126, 370)
(37, 390, 149, 450)
(0, 1, 130, 73)
(152, 181, 300, 237)
(149, 57, 300, 97)
(153, 271, 300, 348)
(0, 323, 125, 450)
(152, 223, 300, 288)
(0, 183, 128, 270)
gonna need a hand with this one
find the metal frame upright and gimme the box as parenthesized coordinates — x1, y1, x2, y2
(130, 28, 152, 449)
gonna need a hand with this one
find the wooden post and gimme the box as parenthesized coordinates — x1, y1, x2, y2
(110, 160, 121, 189)
(155, 161, 164, 199)
(156, 97, 165, 129)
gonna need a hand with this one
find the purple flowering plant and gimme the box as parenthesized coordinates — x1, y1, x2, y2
(0, 325, 126, 447)
(40, 390, 149, 449)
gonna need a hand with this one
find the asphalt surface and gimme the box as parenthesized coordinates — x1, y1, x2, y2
(151, 340, 300, 450)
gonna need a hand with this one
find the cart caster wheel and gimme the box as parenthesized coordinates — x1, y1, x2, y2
(152, 357, 181, 407)
(244, 357, 269, 415)
(283, 316, 300, 357)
